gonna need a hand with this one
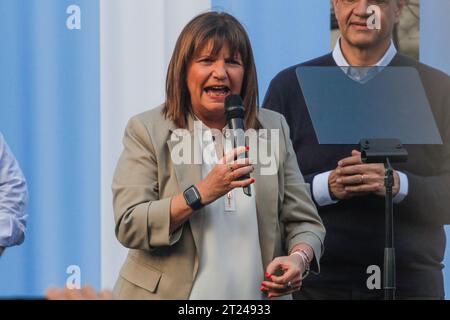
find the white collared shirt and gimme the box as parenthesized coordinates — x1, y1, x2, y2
(332, 37, 397, 68)
(188, 121, 266, 300)
(313, 38, 408, 206)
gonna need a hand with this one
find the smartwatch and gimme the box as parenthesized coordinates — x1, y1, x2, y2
(183, 185, 203, 210)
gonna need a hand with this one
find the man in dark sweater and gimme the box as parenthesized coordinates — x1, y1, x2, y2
(263, 0, 450, 299)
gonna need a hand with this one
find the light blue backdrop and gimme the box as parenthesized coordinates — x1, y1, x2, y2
(0, 0, 448, 298)
(0, 0, 100, 297)
(211, 0, 331, 101)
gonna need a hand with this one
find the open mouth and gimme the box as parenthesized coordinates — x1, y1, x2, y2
(203, 85, 231, 97)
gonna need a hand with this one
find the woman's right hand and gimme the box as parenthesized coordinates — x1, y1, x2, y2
(196, 146, 255, 205)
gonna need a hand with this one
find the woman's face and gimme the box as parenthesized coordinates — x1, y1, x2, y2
(187, 41, 244, 123)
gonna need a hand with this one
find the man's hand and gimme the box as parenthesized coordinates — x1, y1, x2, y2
(329, 150, 400, 199)
(328, 167, 359, 200)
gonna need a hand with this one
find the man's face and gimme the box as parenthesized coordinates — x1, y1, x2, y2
(333, 0, 404, 49)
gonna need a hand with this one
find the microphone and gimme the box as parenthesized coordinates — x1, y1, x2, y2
(224, 95, 251, 197)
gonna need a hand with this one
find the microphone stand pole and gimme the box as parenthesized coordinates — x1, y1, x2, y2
(384, 158, 395, 300)
(360, 139, 407, 301)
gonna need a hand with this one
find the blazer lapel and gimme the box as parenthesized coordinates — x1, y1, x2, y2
(253, 128, 279, 268)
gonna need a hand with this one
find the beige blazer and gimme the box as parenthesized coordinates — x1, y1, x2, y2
(112, 105, 325, 299)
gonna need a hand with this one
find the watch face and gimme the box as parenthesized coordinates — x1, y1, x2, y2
(185, 188, 198, 204)
(184, 186, 201, 209)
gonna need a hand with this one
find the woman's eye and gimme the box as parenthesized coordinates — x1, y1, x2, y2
(227, 59, 241, 65)
(199, 58, 213, 64)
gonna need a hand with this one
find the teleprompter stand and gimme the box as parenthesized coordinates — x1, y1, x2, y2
(360, 139, 408, 300)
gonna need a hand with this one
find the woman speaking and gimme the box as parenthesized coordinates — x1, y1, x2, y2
(112, 11, 325, 300)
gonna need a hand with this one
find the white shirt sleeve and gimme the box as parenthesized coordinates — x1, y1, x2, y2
(0, 134, 28, 247)
(313, 170, 408, 207)
(393, 171, 409, 204)
(312, 171, 339, 207)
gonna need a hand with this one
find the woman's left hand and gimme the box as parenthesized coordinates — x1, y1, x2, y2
(261, 255, 304, 298)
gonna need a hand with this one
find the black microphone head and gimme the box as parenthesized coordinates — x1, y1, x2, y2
(224, 95, 245, 120)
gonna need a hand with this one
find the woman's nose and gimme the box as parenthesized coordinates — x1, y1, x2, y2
(212, 61, 227, 80)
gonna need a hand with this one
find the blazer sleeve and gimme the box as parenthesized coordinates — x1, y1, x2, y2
(278, 115, 326, 273)
(112, 116, 183, 250)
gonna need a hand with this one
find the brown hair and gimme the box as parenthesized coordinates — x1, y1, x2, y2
(164, 12, 260, 129)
